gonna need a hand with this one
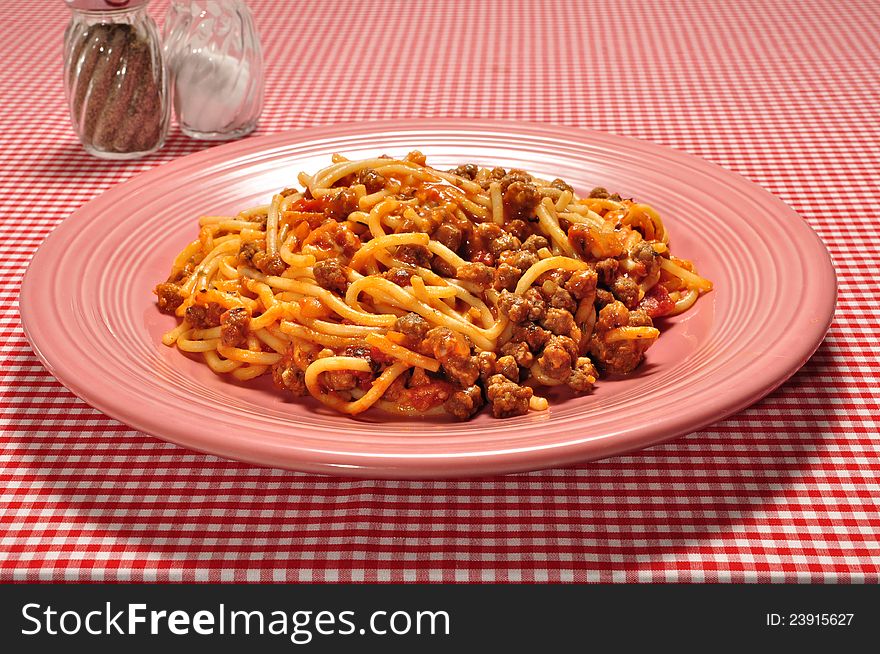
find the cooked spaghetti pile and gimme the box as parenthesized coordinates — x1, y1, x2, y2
(155, 152, 712, 419)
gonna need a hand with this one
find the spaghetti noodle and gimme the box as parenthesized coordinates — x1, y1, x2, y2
(155, 152, 712, 419)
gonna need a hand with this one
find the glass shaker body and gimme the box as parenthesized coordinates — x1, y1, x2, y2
(164, 0, 264, 140)
(63, 0, 170, 159)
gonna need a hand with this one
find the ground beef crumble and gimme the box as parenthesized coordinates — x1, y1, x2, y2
(433, 223, 463, 251)
(394, 312, 431, 347)
(252, 250, 286, 276)
(185, 302, 224, 329)
(396, 244, 431, 267)
(313, 259, 348, 293)
(424, 327, 479, 387)
(589, 301, 657, 374)
(444, 385, 484, 420)
(456, 262, 494, 289)
(155, 282, 184, 314)
(220, 307, 249, 347)
(537, 335, 578, 382)
(498, 289, 545, 323)
(272, 349, 308, 396)
(486, 374, 532, 418)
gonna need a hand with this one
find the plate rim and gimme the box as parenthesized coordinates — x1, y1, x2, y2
(19, 119, 837, 478)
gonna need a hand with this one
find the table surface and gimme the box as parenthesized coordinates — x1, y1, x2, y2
(1, 0, 878, 583)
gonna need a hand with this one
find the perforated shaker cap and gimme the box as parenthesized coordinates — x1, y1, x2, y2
(65, 1, 150, 11)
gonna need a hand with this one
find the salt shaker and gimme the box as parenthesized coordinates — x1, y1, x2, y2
(63, 0, 170, 159)
(163, 0, 264, 140)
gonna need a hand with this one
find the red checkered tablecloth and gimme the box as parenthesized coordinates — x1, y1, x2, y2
(1, 0, 878, 583)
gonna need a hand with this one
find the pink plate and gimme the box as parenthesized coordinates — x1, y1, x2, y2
(19, 120, 836, 478)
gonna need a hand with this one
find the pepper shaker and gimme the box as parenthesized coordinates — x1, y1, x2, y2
(63, 0, 170, 159)
(164, 0, 264, 140)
